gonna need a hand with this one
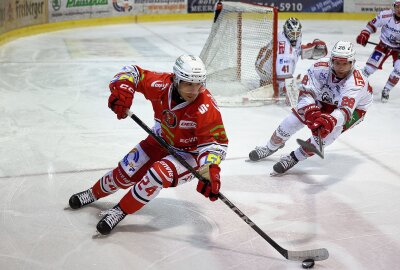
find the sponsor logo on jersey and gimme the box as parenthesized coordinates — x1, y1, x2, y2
(179, 120, 196, 129)
(151, 80, 168, 89)
(162, 109, 177, 128)
(353, 70, 365, 87)
(278, 41, 285, 54)
(123, 148, 140, 173)
(179, 137, 197, 144)
(159, 161, 174, 179)
(314, 61, 329, 67)
(198, 104, 209, 114)
(319, 72, 328, 80)
(371, 51, 383, 62)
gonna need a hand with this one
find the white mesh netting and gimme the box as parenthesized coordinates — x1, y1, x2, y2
(200, 1, 277, 106)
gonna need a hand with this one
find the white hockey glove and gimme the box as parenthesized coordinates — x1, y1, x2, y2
(301, 39, 328, 60)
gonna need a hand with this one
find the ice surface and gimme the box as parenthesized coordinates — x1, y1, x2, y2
(0, 20, 400, 270)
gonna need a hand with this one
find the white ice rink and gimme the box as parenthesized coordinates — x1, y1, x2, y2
(1, 19, 400, 270)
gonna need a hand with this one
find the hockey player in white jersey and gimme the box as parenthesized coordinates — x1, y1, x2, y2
(255, 17, 327, 100)
(249, 41, 373, 175)
(356, 0, 400, 102)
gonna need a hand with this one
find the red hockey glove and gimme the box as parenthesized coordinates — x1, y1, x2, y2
(303, 104, 321, 128)
(197, 164, 221, 202)
(108, 79, 134, 119)
(356, 30, 370, 47)
(311, 113, 337, 138)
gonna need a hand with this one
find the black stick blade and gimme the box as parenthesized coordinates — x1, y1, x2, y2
(288, 248, 329, 261)
(296, 139, 324, 159)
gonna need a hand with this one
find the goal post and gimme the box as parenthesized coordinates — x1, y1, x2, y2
(200, 1, 278, 106)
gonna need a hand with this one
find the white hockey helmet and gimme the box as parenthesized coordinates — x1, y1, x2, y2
(173, 55, 206, 85)
(331, 41, 356, 64)
(283, 18, 302, 44)
(394, 0, 400, 7)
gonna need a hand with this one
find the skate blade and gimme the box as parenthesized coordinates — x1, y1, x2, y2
(270, 170, 283, 177)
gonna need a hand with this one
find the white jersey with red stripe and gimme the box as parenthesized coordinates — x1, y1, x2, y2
(297, 58, 373, 127)
(255, 32, 302, 81)
(366, 9, 400, 48)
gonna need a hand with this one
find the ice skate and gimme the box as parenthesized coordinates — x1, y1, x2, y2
(96, 205, 127, 235)
(270, 152, 298, 175)
(249, 144, 284, 161)
(381, 89, 389, 103)
(69, 188, 97, 209)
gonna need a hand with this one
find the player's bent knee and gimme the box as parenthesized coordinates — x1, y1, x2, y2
(149, 160, 177, 188)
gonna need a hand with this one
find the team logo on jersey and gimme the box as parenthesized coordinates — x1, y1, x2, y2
(162, 110, 177, 128)
(321, 91, 333, 104)
(179, 120, 196, 129)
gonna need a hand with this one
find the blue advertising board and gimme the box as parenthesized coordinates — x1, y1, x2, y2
(188, 0, 343, 13)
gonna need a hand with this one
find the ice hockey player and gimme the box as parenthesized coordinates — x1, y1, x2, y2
(68, 55, 228, 235)
(255, 17, 328, 101)
(249, 41, 373, 175)
(356, 0, 400, 102)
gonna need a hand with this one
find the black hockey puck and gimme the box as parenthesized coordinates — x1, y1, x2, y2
(302, 258, 315, 269)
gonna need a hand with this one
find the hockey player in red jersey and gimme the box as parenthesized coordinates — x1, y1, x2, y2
(68, 55, 228, 235)
(356, 0, 400, 102)
(249, 41, 373, 175)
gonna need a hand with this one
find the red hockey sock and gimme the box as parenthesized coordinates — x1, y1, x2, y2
(119, 189, 146, 214)
(91, 181, 111, 199)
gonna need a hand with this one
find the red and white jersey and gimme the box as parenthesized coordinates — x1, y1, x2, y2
(365, 9, 400, 48)
(114, 65, 229, 164)
(255, 32, 302, 81)
(298, 58, 373, 127)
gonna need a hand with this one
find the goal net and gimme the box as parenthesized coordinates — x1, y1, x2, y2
(200, 1, 278, 106)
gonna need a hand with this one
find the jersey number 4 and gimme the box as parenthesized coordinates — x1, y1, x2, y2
(137, 177, 158, 197)
(281, 65, 289, 73)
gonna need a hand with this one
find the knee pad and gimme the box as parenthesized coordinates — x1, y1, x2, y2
(150, 160, 177, 188)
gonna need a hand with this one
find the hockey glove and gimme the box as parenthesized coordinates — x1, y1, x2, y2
(108, 78, 134, 119)
(311, 113, 337, 138)
(356, 30, 370, 47)
(303, 104, 321, 128)
(197, 164, 221, 202)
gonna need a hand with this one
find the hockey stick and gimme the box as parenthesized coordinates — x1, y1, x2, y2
(367, 41, 378, 46)
(126, 109, 329, 262)
(296, 129, 324, 159)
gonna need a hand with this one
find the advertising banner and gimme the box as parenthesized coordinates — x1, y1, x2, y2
(49, 0, 187, 22)
(124, 0, 187, 14)
(344, 0, 392, 13)
(1, 0, 48, 34)
(49, 0, 112, 22)
(188, 0, 343, 13)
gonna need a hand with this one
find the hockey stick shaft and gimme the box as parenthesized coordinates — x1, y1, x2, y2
(367, 41, 378, 46)
(127, 110, 329, 261)
(317, 129, 324, 156)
